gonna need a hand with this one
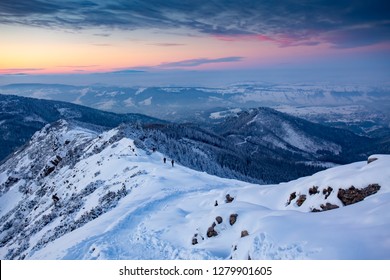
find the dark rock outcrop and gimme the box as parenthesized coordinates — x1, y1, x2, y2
(320, 203, 339, 211)
(241, 230, 249, 237)
(216, 216, 223, 224)
(229, 214, 238, 225)
(286, 192, 296, 205)
(337, 184, 381, 206)
(207, 226, 218, 238)
(323, 187, 333, 199)
(5, 176, 19, 188)
(309, 186, 319, 195)
(50, 155, 62, 166)
(225, 194, 234, 203)
(312, 202, 340, 212)
(192, 234, 198, 245)
(296, 194, 306, 207)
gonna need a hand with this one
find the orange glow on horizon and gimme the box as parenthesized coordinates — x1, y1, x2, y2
(1, 25, 292, 75)
(1, 24, 387, 76)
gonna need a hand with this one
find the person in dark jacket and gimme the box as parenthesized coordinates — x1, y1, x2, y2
(171, 159, 174, 167)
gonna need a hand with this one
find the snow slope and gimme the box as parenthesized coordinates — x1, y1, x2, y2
(0, 122, 389, 260)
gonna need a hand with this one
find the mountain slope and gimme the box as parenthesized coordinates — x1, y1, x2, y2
(128, 122, 326, 183)
(211, 107, 388, 164)
(0, 122, 389, 260)
(0, 94, 165, 162)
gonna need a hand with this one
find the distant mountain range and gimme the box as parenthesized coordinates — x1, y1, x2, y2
(1, 83, 389, 136)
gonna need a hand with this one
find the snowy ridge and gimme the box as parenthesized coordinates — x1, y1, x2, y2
(0, 122, 389, 260)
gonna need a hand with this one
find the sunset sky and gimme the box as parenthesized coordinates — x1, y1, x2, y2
(1, 0, 389, 86)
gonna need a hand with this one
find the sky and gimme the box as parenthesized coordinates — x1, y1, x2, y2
(0, 0, 389, 86)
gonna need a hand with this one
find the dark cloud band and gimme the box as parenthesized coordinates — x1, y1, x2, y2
(1, 0, 389, 48)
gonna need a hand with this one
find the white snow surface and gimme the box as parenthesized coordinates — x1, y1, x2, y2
(135, 87, 147, 95)
(95, 100, 116, 110)
(0, 125, 389, 260)
(209, 108, 242, 119)
(139, 97, 152, 106)
(123, 97, 135, 107)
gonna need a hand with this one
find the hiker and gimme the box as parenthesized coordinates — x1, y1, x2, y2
(152, 147, 156, 152)
(163, 157, 166, 163)
(171, 159, 174, 167)
(52, 193, 60, 205)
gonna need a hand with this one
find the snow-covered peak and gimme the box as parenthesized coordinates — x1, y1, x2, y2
(1, 120, 97, 178)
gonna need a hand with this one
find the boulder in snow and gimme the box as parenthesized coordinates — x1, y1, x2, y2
(229, 214, 238, 225)
(309, 186, 319, 195)
(225, 194, 234, 203)
(192, 235, 198, 245)
(320, 203, 339, 211)
(323, 186, 333, 199)
(296, 194, 306, 207)
(207, 227, 218, 238)
(286, 192, 296, 205)
(337, 184, 381, 206)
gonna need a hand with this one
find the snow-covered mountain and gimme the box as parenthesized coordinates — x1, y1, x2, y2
(0, 94, 337, 184)
(2, 94, 389, 184)
(0, 121, 389, 260)
(210, 107, 387, 165)
(0, 94, 165, 162)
